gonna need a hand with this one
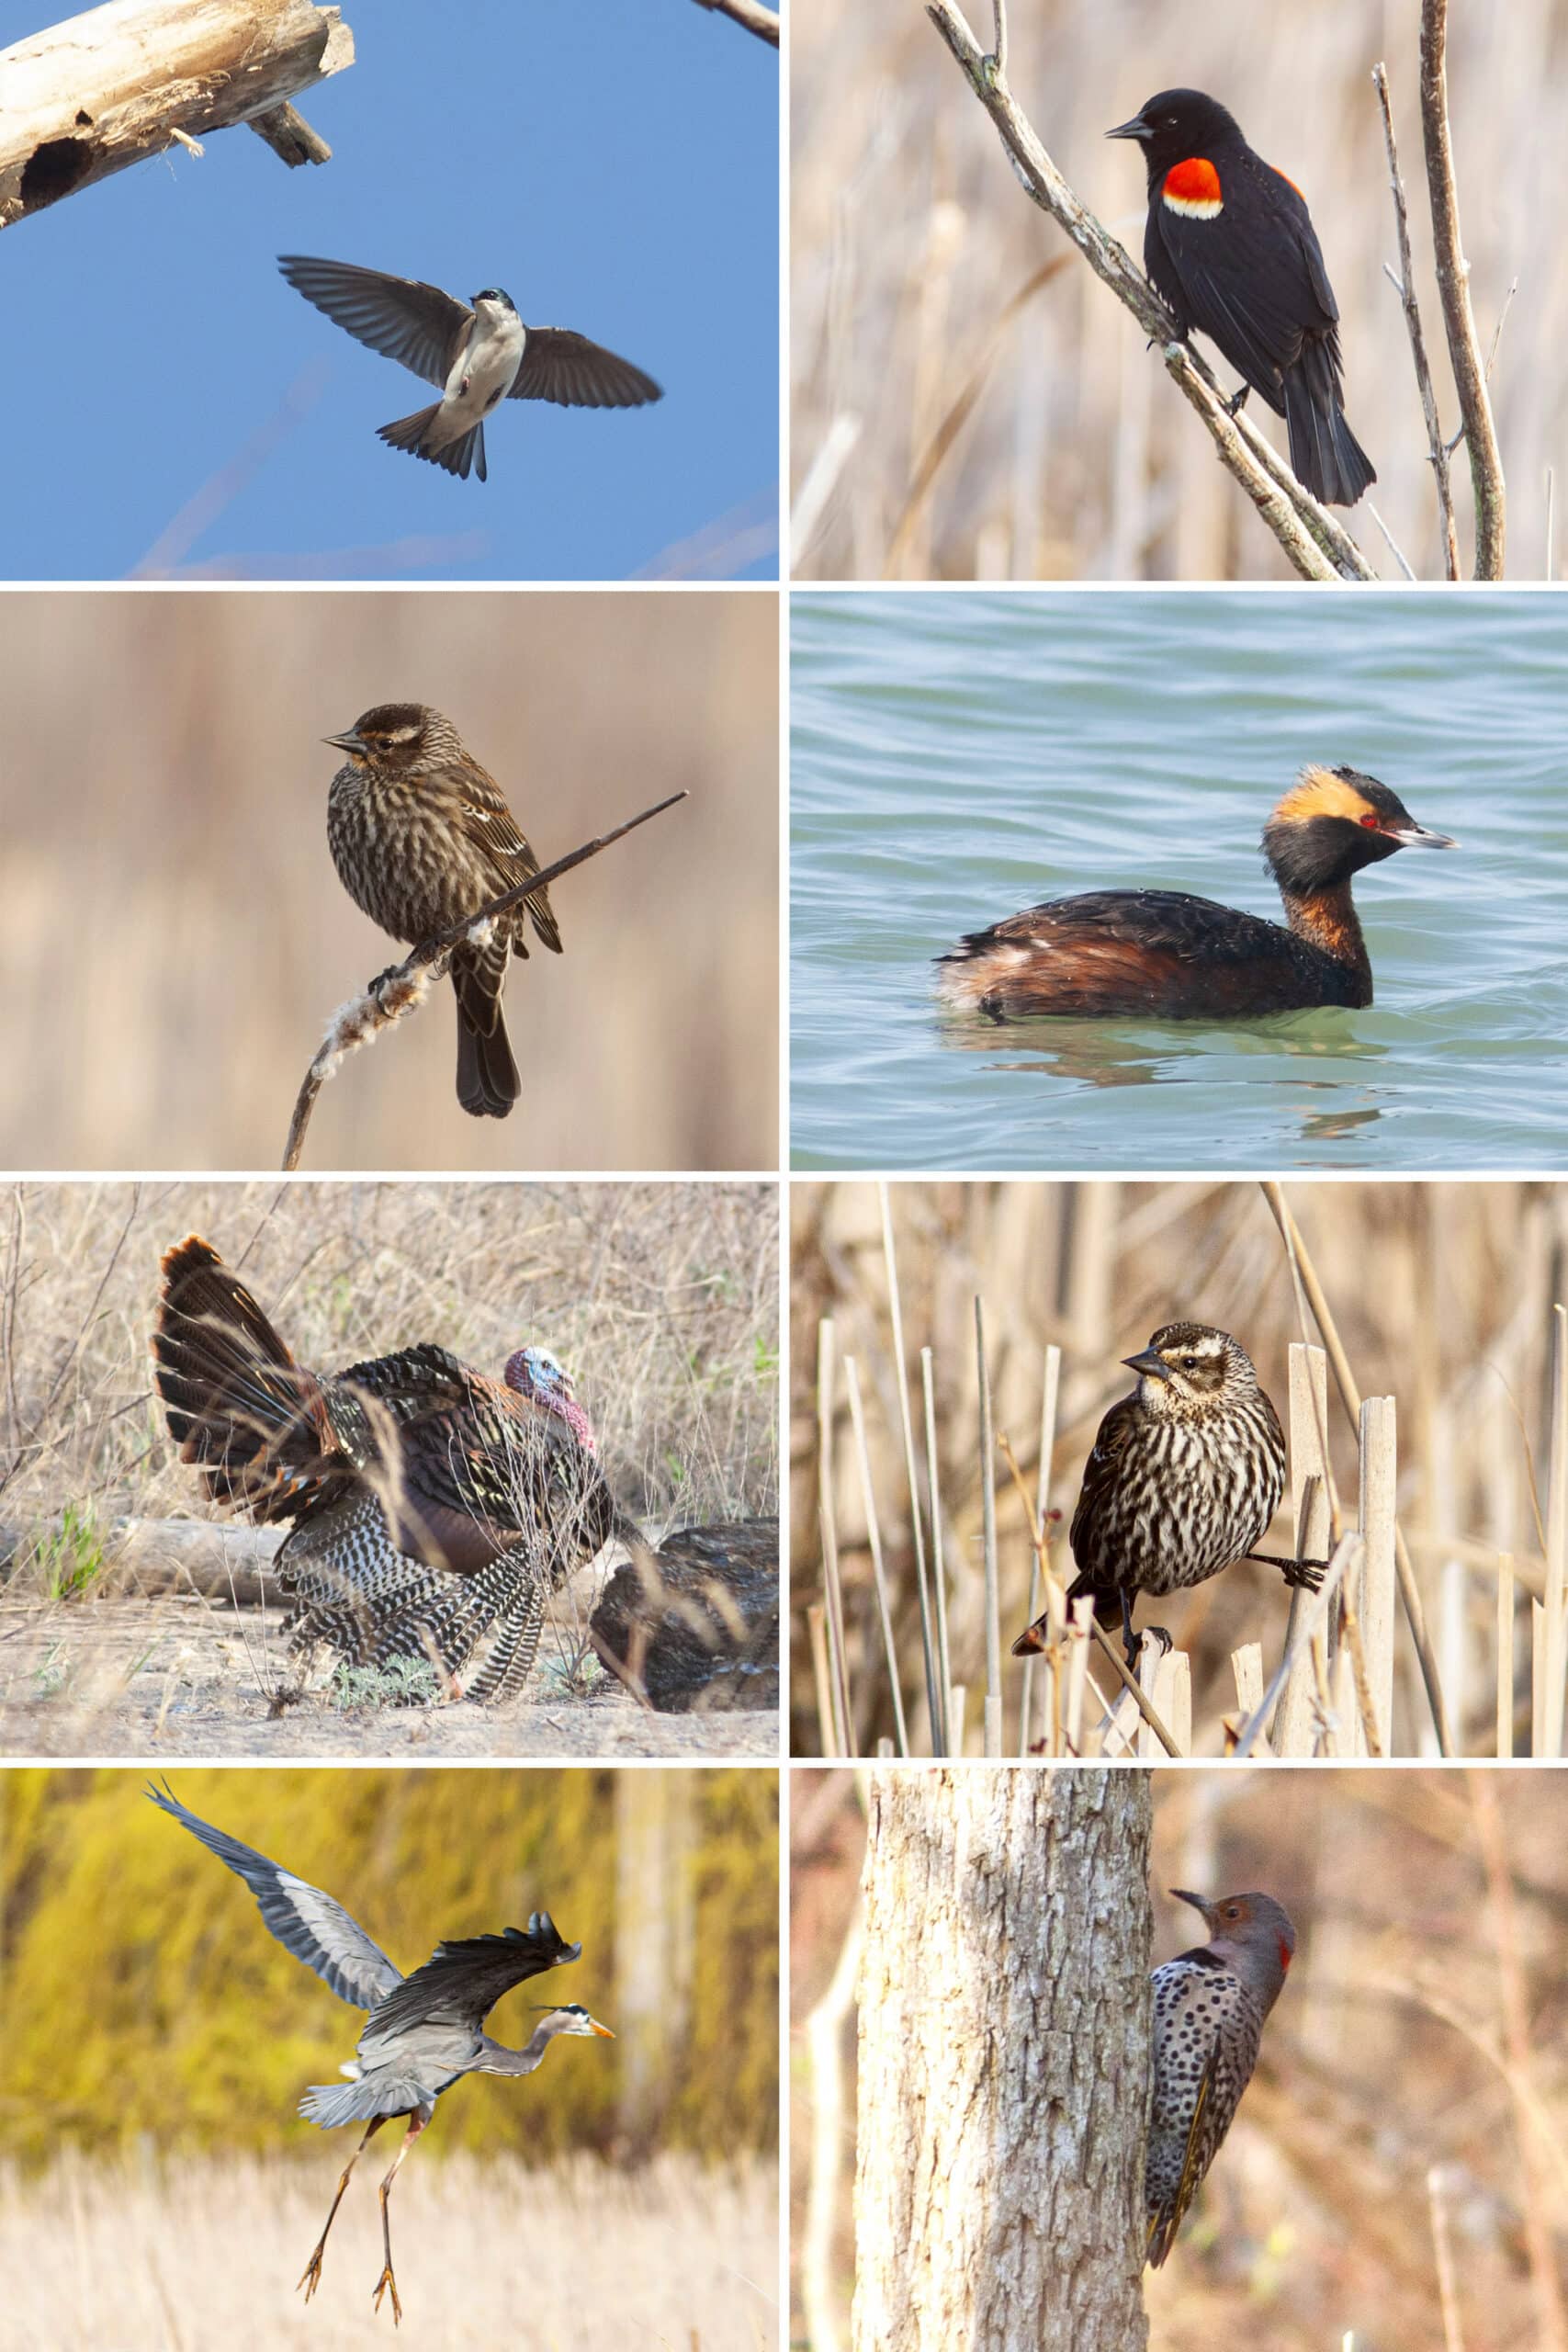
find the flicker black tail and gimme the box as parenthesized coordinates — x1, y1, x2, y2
(152, 1238, 333, 1521)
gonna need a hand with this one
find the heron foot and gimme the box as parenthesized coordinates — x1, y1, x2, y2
(373, 2264, 403, 2325)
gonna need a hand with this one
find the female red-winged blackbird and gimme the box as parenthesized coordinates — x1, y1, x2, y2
(324, 701, 561, 1119)
(1108, 86, 1374, 506)
(935, 765, 1455, 1022)
(1010, 1321, 1319, 1664)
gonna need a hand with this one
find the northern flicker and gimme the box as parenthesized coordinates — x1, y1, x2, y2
(1145, 1885, 1296, 2267)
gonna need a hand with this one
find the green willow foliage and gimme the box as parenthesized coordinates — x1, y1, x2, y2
(0, 1770, 778, 2168)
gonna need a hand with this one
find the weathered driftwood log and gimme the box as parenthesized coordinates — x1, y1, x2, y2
(0, 1516, 283, 1602)
(590, 1518, 779, 1712)
(1, 0, 355, 230)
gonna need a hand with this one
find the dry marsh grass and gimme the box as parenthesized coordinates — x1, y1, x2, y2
(791, 1179, 1568, 1758)
(791, 1766, 1568, 2352)
(0, 1180, 778, 1754)
(792, 0, 1568, 580)
(0, 591, 776, 1171)
(0, 2152, 778, 2352)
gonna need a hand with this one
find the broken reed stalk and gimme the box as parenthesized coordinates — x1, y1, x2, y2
(879, 1184, 942, 1752)
(1356, 1396, 1398, 1757)
(1542, 1305, 1568, 1756)
(1017, 1343, 1061, 1757)
(921, 1348, 953, 1750)
(1496, 1553, 1516, 1758)
(844, 1355, 910, 1758)
(807, 1602, 836, 1760)
(1274, 1348, 1331, 1753)
(976, 1297, 1002, 1758)
(281, 789, 687, 1170)
(818, 1317, 852, 1755)
(1261, 1181, 1450, 1753)
(1233, 1531, 1362, 1758)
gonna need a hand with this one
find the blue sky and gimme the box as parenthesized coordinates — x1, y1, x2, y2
(3, 0, 778, 581)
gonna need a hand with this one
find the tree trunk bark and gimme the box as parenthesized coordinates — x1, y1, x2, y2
(854, 1766, 1152, 2352)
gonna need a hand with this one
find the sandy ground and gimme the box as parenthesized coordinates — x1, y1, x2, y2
(0, 2152, 778, 2352)
(0, 1595, 779, 1759)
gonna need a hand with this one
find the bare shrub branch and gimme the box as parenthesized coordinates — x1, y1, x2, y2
(1373, 62, 1459, 580)
(689, 0, 778, 48)
(1419, 0, 1506, 576)
(281, 791, 688, 1170)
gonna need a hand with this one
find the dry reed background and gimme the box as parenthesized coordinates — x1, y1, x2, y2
(0, 1180, 777, 1740)
(790, 1180, 1568, 1758)
(791, 1765, 1568, 2352)
(0, 591, 776, 1171)
(0, 2152, 778, 2352)
(791, 0, 1567, 580)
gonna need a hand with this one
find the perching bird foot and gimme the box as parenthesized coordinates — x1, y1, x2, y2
(1247, 1547, 1327, 1594)
(298, 2249, 326, 2304)
(373, 2265, 403, 2325)
(1125, 1621, 1175, 1668)
(1224, 384, 1251, 418)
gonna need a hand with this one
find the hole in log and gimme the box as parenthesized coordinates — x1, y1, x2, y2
(21, 137, 92, 209)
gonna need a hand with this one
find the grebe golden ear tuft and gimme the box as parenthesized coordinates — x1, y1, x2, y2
(1269, 765, 1377, 828)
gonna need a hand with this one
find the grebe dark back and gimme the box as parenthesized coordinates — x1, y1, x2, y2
(935, 766, 1455, 1023)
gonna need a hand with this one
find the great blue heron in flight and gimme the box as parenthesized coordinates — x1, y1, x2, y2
(148, 1781, 614, 2324)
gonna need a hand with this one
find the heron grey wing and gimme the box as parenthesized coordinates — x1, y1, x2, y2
(366, 1914, 581, 2038)
(276, 256, 468, 390)
(146, 1782, 403, 2012)
(507, 329, 662, 410)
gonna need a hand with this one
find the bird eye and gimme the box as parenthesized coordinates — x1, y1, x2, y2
(1180, 1355, 1198, 1370)
(1359, 813, 1383, 830)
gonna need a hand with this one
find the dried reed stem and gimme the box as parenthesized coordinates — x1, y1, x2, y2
(1419, 0, 1506, 576)
(1495, 1553, 1515, 1758)
(1373, 62, 1459, 578)
(818, 1318, 852, 1754)
(976, 1297, 1001, 1757)
(844, 1355, 909, 1757)
(879, 1186, 942, 1750)
(921, 1348, 953, 1749)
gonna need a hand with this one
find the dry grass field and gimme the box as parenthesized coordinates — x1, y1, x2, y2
(0, 591, 776, 1171)
(792, 1766, 1568, 2352)
(792, 0, 1567, 580)
(0, 2152, 778, 2352)
(0, 1180, 778, 1758)
(792, 1179, 1568, 1758)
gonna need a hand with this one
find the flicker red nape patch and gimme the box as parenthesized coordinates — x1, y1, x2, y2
(1161, 156, 1223, 218)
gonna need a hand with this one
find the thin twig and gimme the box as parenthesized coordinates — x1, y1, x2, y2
(1372, 62, 1458, 579)
(688, 0, 779, 47)
(1419, 0, 1506, 576)
(921, 0, 1377, 581)
(281, 791, 687, 1170)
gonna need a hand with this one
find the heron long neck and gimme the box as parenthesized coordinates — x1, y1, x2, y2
(478, 2019, 566, 2076)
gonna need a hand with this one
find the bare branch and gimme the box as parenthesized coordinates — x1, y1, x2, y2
(281, 790, 688, 1171)
(922, 0, 1376, 581)
(0, 0, 354, 231)
(1419, 0, 1506, 576)
(1372, 62, 1459, 580)
(689, 0, 778, 47)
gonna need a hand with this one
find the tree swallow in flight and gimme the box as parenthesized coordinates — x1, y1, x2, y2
(277, 255, 663, 483)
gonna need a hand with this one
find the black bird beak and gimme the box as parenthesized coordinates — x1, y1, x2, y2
(1389, 822, 1458, 849)
(322, 727, 367, 753)
(1122, 1345, 1171, 1382)
(1106, 111, 1154, 141)
(1170, 1887, 1216, 1926)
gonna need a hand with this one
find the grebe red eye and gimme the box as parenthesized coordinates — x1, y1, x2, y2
(1359, 813, 1383, 830)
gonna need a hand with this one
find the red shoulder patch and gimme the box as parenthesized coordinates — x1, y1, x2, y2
(1162, 156, 1223, 208)
(1269, 163, 1304, 199)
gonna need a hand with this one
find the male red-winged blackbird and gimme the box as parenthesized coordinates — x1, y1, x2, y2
(324, 702, 561, 1119)
(1010, 1321, 1322, 1664)
(1108, 87, 1375, 507)
(1146, 1887, 1296, 2267)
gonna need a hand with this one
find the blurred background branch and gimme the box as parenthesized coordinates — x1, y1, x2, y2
(690, 0, 780, 48)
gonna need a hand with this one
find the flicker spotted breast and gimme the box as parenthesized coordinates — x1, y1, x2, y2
(1145, 1885, 1296, 2267)
(152, 1237, 623, 1700)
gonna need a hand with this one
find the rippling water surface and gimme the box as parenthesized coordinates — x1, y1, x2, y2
(791, 590, 1568, 1171)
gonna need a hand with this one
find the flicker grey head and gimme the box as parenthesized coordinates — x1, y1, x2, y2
(1171, 1886, 1297, 2009)
(1123, 1322, 1258, 1413)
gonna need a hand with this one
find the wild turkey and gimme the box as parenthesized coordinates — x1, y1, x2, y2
(152, 1237, 623, 1700)
(590, 1517, 779, 1712)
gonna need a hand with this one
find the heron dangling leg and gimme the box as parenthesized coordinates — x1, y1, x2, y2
(299, 2116, 387, 2303)
(372, 2112, 428, 2325)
